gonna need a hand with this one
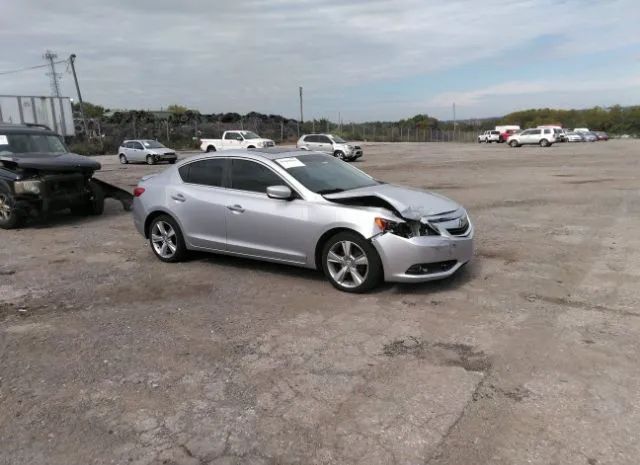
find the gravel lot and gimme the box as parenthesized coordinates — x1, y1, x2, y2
(1, 140, 639, 465)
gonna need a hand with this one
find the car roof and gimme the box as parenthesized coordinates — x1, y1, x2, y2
(0, 123, 57, 135)
(181, 148, 320, 164)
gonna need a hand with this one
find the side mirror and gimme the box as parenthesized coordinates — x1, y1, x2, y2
(267, 185, 293, 200)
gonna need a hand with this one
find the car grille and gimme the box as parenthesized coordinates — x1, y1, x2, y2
(423, 210, 471, 237)
(42, 173, 85, 196)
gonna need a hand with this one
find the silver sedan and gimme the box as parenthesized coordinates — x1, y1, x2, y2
(132, 148, 474, 292)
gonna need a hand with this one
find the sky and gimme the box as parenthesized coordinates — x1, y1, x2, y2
(1, 0, 639, 121)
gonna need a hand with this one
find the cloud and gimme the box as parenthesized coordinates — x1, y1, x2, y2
(0, 0, 639, 120)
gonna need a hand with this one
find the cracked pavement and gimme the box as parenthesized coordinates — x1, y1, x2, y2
(1, 141, 640, 464)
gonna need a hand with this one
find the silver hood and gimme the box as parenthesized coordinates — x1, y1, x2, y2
(324, 183, 461, 220)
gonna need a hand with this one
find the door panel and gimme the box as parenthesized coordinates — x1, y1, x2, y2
(225, 191, 311, 263)
(170, 184, 229, 250)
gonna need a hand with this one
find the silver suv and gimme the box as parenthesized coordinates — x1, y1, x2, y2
(507, 128, 557, 147)
(296, 134, 363, 161)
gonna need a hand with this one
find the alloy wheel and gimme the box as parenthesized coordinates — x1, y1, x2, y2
(151, 220, 177, 259)
(0, 193, 12, 221)
(326, 240, 369, 289)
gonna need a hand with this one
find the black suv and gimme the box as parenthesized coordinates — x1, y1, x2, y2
(0, 123, 115, 229)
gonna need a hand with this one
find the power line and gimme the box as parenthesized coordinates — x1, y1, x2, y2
(0, 60, 66, 77)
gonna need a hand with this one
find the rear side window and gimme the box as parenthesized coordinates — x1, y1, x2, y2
(224, 132, 240, 140)
(544, 129, 552, 134)
(531, 129, 541, 135)
(305, 135, 318, 143)
(230, 159, 283, 193)
(318, 136, 332, 144)
(179, 158, 227, 187)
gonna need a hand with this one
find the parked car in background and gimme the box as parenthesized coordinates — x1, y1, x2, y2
(594, 131, 609, 141)
(296, 134, 363, 161)
(477, 130, 500, 143)
(495, 125, 520, 143)
(507, 127, 557, 147)
(0, 123, 130, 229)
(538, 126, 567, 142)
(132, 148, 473, 293)
(119, 140, 177, 165)
(581, 132, 598, 142)
(199, 131, 275, 152)
(566, 132, 584, 142)
(574, 128, 590, 133)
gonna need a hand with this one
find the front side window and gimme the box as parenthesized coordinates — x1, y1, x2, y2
(230, 159, 283, 193)
(142, 140, 165, 148)
(179, 158, 227, 187)
(331, 135, 347, 143)
(133, 142, 144, 149)
(241, 131, 260, 139)
(305, 135, 318, 143)
(319, 136, 333, 144)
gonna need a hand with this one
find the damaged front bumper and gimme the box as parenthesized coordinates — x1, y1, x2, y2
(371, 223, 474, 283)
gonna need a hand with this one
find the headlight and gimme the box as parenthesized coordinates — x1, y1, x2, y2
(14, 180, 43, 195)
(375, 217, 413, 238)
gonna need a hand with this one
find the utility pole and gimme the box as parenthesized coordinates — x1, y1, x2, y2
(452, 102, 456, 141)
(44, 50, 62, 98)
(299, 86, 304, 130)
(69, 54, 89, 138)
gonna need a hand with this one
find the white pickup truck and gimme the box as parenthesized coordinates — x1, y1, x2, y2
(199, 130, 276, 152)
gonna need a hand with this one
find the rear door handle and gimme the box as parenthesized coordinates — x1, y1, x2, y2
(171, 193, 186, 202)
(227, 204, 245, 213)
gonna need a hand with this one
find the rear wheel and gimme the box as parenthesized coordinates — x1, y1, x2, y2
(206, 145, 216, 152)
(119, 154, 128, 164)
(148, 215, 187, 263)
(539, 139, 550, 147)
(322, 231, 383, 293)
(0, 185, 25, 230)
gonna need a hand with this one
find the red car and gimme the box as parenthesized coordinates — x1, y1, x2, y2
(594, 131, 609, 141)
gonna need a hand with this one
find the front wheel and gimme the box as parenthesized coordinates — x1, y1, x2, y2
(0, 185, 25, 230)
(148, 215, 187, 263)
(334, 151, 346, 160)
(322, 231, 383, 293)
(509, 140, 519, 147)
(119, 154, 128, 164)
(146, 155, 155, 165)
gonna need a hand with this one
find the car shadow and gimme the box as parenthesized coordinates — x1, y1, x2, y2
(383, 259, 481, 295)
(27, 200, 128, 229)
(187, 251, 326, 283)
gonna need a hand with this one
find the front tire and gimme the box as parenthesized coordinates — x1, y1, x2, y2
(148, 215, 187, 263)
(334, 151, 346, 160)
(146, 155, 155, 165)
(509, 140, 519, 147)
(0, 185, 25, 230)
(321, 231, 383, 293)
(119, 154, 128, 164)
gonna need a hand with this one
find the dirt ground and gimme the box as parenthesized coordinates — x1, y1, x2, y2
(1, 140, 639, 465)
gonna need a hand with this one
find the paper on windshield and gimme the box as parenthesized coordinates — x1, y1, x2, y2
(277, 157, 305, 169)
(0, 135, 8, 145)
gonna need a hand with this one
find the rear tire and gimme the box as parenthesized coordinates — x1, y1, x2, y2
(206, 145, 216, 152)
(539, 139, 550, 147)
(321, 231, 383, 293)
(148, 215, 187, 263)
(0, 184, 25, 230)
(119, 154, 128, 164)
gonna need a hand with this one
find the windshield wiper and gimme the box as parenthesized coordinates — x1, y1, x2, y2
(317, 188, 345, 195)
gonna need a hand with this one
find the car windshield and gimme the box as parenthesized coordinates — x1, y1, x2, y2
(0, 133, 67, 155)
(276, 153, 378, 194)
(141, 140, 165, 148)
(330, 135, 347, 143)
(242, 131, 261, 139)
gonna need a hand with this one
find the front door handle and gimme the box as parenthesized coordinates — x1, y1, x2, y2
(227, 204, 245, 213)
(171, 193, 186, 202)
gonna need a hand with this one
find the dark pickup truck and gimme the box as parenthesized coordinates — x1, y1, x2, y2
(0, 123, 131, 229)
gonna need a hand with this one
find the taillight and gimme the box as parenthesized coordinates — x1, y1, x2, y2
(133, 187, 145, 197)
